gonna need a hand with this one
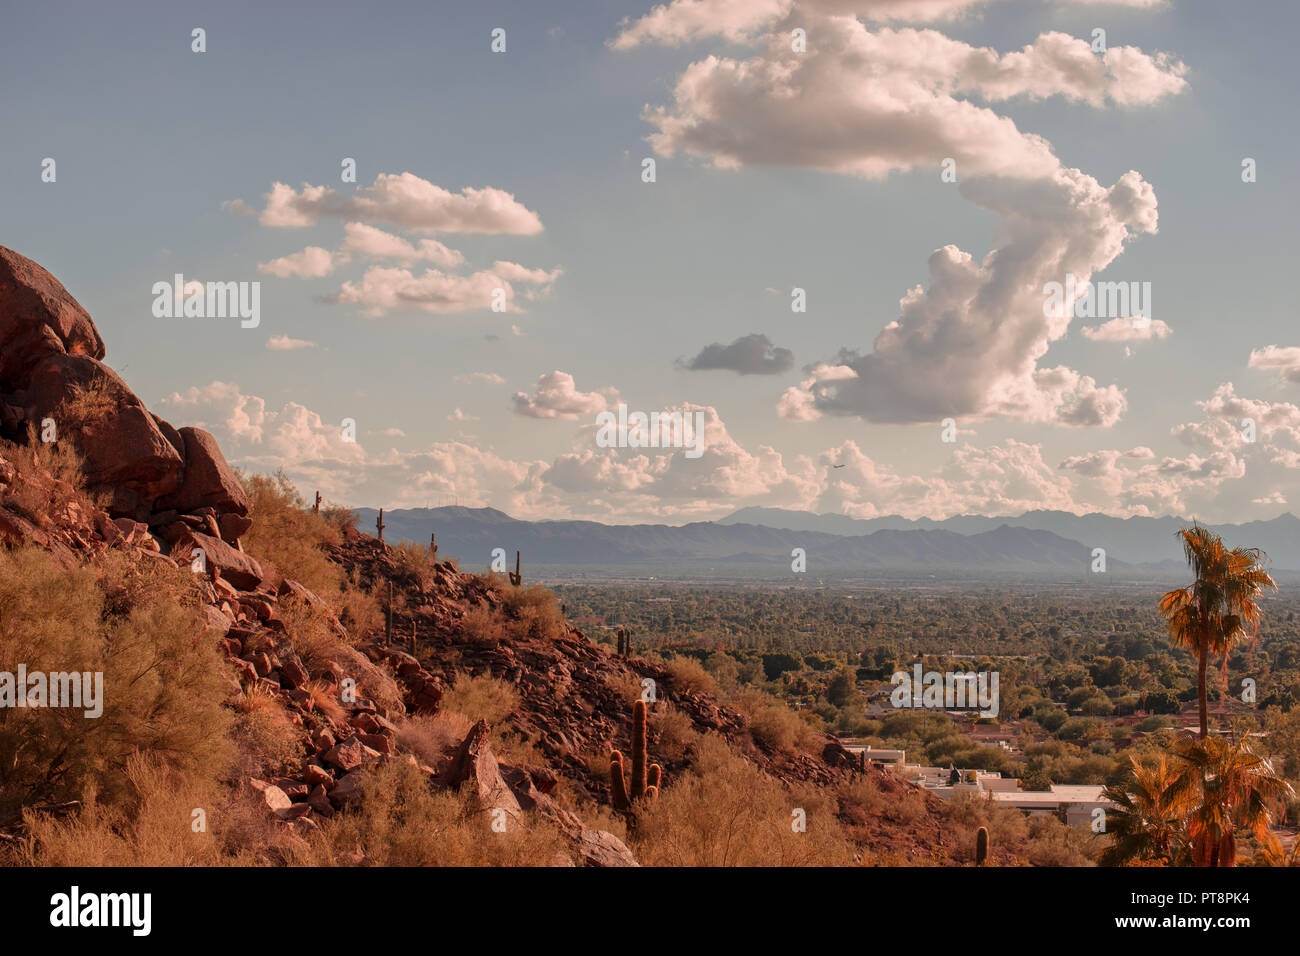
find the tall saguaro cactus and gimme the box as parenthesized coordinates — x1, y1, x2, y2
(610, 699, 661, 815)
(508, 549, 521, 586)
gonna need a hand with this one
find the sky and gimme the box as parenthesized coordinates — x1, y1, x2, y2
(3, 0, 1298, 524)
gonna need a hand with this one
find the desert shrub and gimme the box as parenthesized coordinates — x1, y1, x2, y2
(0, 430, 104, 523)
(395, 712, 473, 769)
(493, 729, 546, 768)
(54, 374, 117, 430)
(1024, 814, 1097, 867)
(605, 671, 644, 705)
(0, 546, 234, 817)
(239, 470, 344, 600)
(633, 737, 853, 866)
(322, 505, 359, 535)
(228, 683, 303, 779)
(892, 790, 929, 824)
(734, 689, 823, 753)
(303, 680, 347, 725)
(948, 789, 1030, 861)
(838, 774, 888, 820)
(442, 671, 518, 727)
(305, 760, 569, 866)
(664, 655, 718, 697)
(391, 541, 438, 593)
(648, 705, 701, 763)
(459, 601, 505, 644)
(7, 754, 313, 867)
(280, 596, 348, 673)
(500, 584, 565, 642)
(337, 568, 382, 642)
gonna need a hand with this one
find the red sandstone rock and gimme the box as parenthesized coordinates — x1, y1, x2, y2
(156, 426, 250, 517)
(0, 245, 105, 383)
(172, 529, 263, 590)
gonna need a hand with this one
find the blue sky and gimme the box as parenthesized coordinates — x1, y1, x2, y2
(3, 0, 1298, 523)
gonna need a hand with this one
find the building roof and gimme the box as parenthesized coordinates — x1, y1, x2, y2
(989, 785, 1109, 806)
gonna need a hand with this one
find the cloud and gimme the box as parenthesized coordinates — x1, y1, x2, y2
(258, 246, 336, 279)
(453, 372, 507, 385)
(256, 224, 468, 280)
(153, 381, 815, 521)
(778, 363, 857, 422)
(1248, 345, 1300, 385)
(1051, 383, 1300, 517)
(1171, 382, 1300, 453)
(812, 438, 1081, 519)
(340, 222, 466, 268)
(159, 381, 365, 466)
(158, 376, 1285, 524)
(1081, 317, 1172, 343)
(329, 262, 561, 317)
(246, 172, 544, 234)
(612, 0, 1174, 49)
(627, 13, 1183, 426)
(238, 173, 556, 320)
(678, 333, 795, 375)
(512, 371, 611, 419)
(265, 334, 317, 351)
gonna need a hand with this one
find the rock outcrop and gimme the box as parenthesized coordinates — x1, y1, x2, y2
(0, 245, 247, 531)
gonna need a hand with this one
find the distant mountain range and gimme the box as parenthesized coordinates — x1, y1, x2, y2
(718, 508, 1300, 569)
(350, 506, 1216, 578)
(351, 505, 1300, 577)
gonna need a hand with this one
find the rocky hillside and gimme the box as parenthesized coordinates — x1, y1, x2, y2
(0, 246, 974, 866)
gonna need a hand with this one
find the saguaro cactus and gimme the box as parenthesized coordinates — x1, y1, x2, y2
(429, 531, 437, 562)
(976, 826, 990, 866)
(610, 699, 661, 815)
(616, 627, 632, 657)
(508, 549, 521, 586)
(376, 508, 386, 542)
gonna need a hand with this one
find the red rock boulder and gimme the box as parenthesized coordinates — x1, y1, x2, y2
(22, 353, 184, 517)
(156, 425, 250, 517)
(0, 245, 105, 385)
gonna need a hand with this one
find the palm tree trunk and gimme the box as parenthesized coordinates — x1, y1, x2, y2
(1198, 644, 1209, 739)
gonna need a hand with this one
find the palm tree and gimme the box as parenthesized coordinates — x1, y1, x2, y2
(1100, 753, 1192, 866)
(1172, 734, 1293, 867)
(1158, 525, 1275, 739)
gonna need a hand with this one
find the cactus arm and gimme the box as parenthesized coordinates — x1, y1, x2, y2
(609, 750, 631, 812)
